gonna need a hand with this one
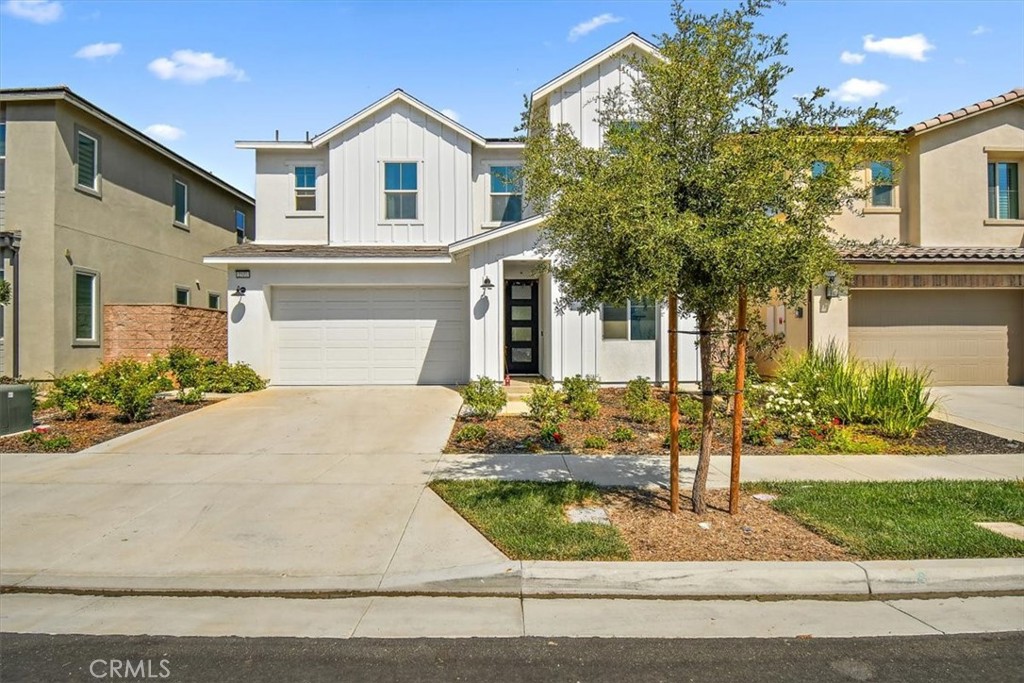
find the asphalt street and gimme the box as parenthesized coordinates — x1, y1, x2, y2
(1, 632, 1022, 682)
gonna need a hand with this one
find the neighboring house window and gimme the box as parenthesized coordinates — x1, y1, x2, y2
(606, 120, 639, 155)
(208, 292, 221, 309)
(869, 161, 894, 207)
(0, 268, 5, 339)
(0, 118, 6, 192)
(294, 166, 316, 211)
(76, 131, 99, 191)
(235, 209, 246, 236)
(988, 161, 1020, 219)
(384, 162, 417, 220)
(490, 165, 523, 223)
(602, 300, 657, 341)
(810, 161, 829, 178)
(175, 286, 190, 306)
(74, 270, 98, 342)
(173, 179, 189, 225)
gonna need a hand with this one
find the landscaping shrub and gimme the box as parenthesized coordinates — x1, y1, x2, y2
(760, 381, 817, 429)
(168, 346, 206, 389)
(679, 396, 702, 423)
(177, 387, 205, 405)
(862, 362, 934, 438)
(663, 429, 697, 450)
(538, 422, 564, 448)
(526, 383, 568, 424)
(628, 398, 668, 425)
(89, 358, 174, 422)
(460, 376, 507, 419)
(624, 376, 652, 409)
(562, 374, 600, 420)
(610, 426, 635, 442)
(743, 417, 777, 446)
(583, 435, 608, 449)
(455, 424, 488, 442)
(195, 362, 267, 393)
(21, 431, 72, 452)
(42, 372, 93, 419)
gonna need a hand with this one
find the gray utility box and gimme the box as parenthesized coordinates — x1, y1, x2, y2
(0, 384, 34, 436)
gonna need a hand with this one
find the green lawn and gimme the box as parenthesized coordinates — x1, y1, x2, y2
(429, 480, 631, 560)
(749, 480, 1024, 559)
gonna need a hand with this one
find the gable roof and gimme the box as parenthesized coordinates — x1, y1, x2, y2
(531, 33, 662, 103)
(449, 214, 547, 253)
(1, 86, 253, 205)
(905, 88, 1023, 135)
(311, 89, 487, 147)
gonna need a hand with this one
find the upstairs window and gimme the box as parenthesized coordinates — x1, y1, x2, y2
(869, 161, 894, 207)
(173, 179, 189, 225)
(76, 131, 99, 190)
(490, 165, 522, 223)
(294, 166, 316, 211)
(384, 162, 418, 220)
(235, 209, 246, 236)
(810, 160, 829, 178)
(988, 161, 1020, 219)
(0, 118, 6, 192)
(602, 300, 657, 341)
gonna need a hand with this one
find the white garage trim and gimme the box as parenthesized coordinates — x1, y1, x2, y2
(271, 285, 468, 385)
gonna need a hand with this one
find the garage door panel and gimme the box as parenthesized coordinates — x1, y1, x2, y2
(849, 290, 1023, 386)
(272, 286, 468, 385)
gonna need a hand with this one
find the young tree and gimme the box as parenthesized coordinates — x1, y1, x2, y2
(522, 0, 904, 513)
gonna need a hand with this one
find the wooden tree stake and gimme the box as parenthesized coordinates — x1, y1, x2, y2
(668, 292, 680, 514)
(729, 286, 748, 515)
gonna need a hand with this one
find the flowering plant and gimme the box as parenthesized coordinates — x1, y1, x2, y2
(757, 381, 818, 429)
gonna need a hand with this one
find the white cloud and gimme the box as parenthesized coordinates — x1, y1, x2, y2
(74, 42, 122, 59)
(1, 0, 63, 23)
(833, 78, 888, 103)
(143, 124, 185, 142)
(840, 51, 865, 65)
(862, 33, 934, 61)
(568, 13, 623, 42)
(148, 49, 246, 84)
(440, 108, 460, 122)
(971, 25, 990, 36)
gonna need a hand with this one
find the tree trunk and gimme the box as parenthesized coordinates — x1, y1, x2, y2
(729, 287, 748, 515)
(692, 310, 715, 514)
(668, 292, 680, 514)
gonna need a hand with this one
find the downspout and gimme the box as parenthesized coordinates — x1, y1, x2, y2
(0, 231, 21, 378)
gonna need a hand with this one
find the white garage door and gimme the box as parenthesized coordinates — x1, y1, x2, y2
(849, 290, 1024, 386)
(272, 287, 468, 385)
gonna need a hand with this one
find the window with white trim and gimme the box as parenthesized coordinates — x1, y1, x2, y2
(294, 166, 316, 211)
(602, 300, 657, 341)
(208, 292, 221, 309)
(77, 131, 99, 191)
(490, 165, 523, 223)
(0, 116, 6, 192)
(988, 161, 1020, 219)
(74, 270, 98, 342)
(384, 162, 417, 220)
(869, 161, 894, 207)
(173, 179, 189, 225)
(175, 286, 190, 306)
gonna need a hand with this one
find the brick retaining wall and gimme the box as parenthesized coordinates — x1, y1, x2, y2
(104, 304, 227, 362)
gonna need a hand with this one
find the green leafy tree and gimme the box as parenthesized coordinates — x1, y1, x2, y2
(522, 0, 904, 512)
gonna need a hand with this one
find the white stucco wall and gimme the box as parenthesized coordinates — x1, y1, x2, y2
(253, 150, 330, 243)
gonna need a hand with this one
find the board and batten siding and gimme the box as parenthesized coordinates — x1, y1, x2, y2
(329, 101, 473, 245)
(546, 50, 640, 149)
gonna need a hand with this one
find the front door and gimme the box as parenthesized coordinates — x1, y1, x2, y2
(505, 279, 539, 375)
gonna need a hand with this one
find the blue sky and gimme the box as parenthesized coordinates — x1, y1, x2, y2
(2, 0, 1022, 195)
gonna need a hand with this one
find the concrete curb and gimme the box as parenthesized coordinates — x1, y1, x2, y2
(4, 558, 1021, 601)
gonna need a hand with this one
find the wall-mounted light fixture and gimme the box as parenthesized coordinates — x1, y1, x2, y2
(234, 286, 247, 296)
(824, 271, 840, 300)
(481, 276, 495, 292)
(794, 306, 804, 319)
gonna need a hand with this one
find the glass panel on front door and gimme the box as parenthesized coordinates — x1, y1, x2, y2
(505, 279, 539, 375)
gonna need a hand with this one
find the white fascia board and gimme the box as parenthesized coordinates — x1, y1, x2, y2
(311, 90, 487, 147)
(204, 256, 454, 265)
(235, 141, 315, 150)
(448, 214, 547, 254)
(482, 140, 526, 150)
(531, 33, 662, 103)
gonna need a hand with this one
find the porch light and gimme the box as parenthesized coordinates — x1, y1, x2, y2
(824, 271, 839, 300)
(481, 276, 495, 291)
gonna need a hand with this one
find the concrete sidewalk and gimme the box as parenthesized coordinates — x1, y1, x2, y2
(433, 453, 1024, 488)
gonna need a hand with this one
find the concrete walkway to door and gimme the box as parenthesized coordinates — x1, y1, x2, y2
(0, 388, 515, 595)
(930, 386, 1024, 442)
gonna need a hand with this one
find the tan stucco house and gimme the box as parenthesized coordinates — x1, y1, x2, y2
(774, 88, 1024, 386)
(0, 86, 255, 379)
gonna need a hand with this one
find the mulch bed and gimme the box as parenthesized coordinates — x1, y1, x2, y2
(602, 487, 852, 561)
(0, 399, 213, 454)
(446, 388, 1024, 456)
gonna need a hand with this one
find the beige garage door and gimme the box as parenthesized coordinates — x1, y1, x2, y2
(849, 290, 1024, 386)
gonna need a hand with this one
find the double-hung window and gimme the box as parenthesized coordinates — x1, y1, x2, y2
(384, 162, 417, 220)
(294, 166, 316, 211)
(173, 179, 189, 225)
(77, 131, 99, 191)
(869, 161, 894, 207)
(490, 165, 523, 223)
(74, 270, 98, 343)
(0, 117, 6, 192)
(988, 161, 1020, 220)
(602, 300, 657, 341)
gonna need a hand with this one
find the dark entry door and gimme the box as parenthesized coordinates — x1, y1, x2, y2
(505, 280, 539, 374)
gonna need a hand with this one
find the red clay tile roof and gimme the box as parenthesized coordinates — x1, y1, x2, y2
(905, 88, 1024, 134)
(207, 244, 450, 259)
(841, 245, 1024, 263)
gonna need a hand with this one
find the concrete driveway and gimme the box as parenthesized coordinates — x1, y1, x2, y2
(0, 388, 511, 594)
(930, 386, 1024, 442)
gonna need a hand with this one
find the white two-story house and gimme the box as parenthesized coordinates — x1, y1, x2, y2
(206, 35, 701, 386)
